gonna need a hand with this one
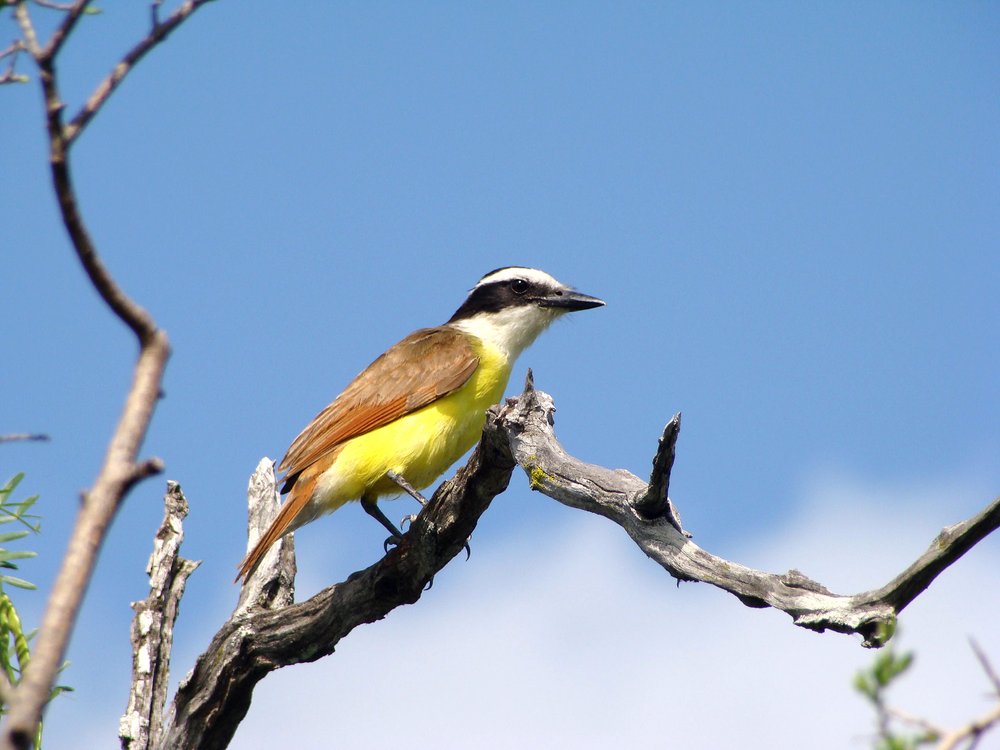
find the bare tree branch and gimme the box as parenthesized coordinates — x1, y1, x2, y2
(1, 3, 213, 746)
(119, 482, 200, 750)
(497, 378, 1000, 648)
(156, 413, 516, 750)
(63, 0, 216, 145)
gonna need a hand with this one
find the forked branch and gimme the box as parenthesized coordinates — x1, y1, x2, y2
(499, 376, 1000, 648)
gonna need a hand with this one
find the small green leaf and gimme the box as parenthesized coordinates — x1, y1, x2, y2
(0, 474, 25, 497)
(0, 551, 37, 563)
(49, 684, 75, 700)
(852, 671, 876, 701)
(0, 576, 37, 591)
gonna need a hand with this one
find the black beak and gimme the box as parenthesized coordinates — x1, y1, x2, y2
(539, 288, 605, 311)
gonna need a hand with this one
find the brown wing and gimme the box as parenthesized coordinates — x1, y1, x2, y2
(237, 327, 479, 583)
(277, 326, 480, 483)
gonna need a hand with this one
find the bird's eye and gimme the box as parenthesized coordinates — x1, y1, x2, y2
(510, 278, 529, 295)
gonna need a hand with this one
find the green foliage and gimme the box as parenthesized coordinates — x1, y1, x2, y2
(0, 474, 73, 750)
(854, 642, 939, 750)
(853, 648, 913, 703)
(0, 473, 41, 592)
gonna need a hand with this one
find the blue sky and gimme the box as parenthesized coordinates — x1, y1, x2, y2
(2, 3, 999, 747)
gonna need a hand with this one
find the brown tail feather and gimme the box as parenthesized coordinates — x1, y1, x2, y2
(235, 464, 324, 584)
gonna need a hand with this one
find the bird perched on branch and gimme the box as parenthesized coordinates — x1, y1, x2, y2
(236, 267, 604, 582)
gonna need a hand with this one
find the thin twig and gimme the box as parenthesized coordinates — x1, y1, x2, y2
(38, 0, 91, 62)
(64, 0, 216, 145)
(886, 706, 943, 739)
(30, 0, 81, 11)
(34, 60, 157, 339)
(970, 639, 1000, 698)
(0, 40, 28, 85)
(150, 0, 163, 30)
(937, 704, 1000, 750)
(0, 41, 21, 60)
(0, 434, 50, 444)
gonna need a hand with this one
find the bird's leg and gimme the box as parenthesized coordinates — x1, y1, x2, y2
(387, 470, 429, 532)
(385, 470, 471, 560)
(386, 470, 428, 507)
(361, 494, 405, 551)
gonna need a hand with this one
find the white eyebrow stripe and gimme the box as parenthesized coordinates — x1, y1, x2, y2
(474, 267, 561, 290)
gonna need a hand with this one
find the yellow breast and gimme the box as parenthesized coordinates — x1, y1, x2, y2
(314, 338, 511, 509)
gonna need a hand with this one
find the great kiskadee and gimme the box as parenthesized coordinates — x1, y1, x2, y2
(236, 267, 604, 582)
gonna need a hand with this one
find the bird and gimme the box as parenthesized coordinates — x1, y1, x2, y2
(236, 267, 604, 582)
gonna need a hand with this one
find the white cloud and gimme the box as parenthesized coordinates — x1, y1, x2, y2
(229, 473, 1000, 749)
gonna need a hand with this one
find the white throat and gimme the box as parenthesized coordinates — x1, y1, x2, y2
(448, 305, 561, 361)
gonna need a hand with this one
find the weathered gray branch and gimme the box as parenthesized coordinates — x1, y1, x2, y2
(233, 459, 296, 617)
(500, 378, 1000, 648)
(136, 373, 997, 747)
(120, 483, 200, 750)
(155, 419, 516, 750)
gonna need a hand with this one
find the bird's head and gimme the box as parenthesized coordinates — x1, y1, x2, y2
(447, 267, 604, 358)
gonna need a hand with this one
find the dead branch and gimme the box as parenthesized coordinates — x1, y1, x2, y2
(497, 377, 1000, 648)
(135, 371, 996, 746)
(155, 417, 515, 750)
(233, 459, 296, 617)
(119, 483, 200, 750)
